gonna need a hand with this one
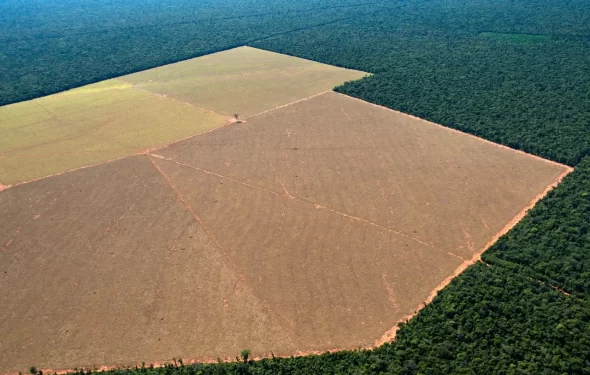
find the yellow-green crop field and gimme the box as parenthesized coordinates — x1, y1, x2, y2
(0, 80, 226, 185)
(0, 47, 366, 186)
(121, 46, 368, 118)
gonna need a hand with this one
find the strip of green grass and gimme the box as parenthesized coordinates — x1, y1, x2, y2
(480, 32, 551, 44)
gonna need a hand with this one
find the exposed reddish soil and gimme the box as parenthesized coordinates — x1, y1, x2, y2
(0, 91, 570, 374)
(0, 156, 291, 373)
(158, 92, 569, 260)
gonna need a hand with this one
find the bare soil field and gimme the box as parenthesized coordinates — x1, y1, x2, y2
(160, 91, 565, 259)
(0, 156, 291, 373)
(0, 89, 569, 373)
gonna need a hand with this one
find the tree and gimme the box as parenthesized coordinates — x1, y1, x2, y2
(240, 349, 251, 363)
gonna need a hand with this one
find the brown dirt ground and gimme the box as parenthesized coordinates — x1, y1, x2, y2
(0, 156, 291, 373)
(159, 92, 567, 260)
(151, 155, 461, 352)
(0, 91, 569, 373)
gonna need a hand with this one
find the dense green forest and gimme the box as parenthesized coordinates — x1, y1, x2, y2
(2, 0, 590, 373)
(484, 157, 590, 300)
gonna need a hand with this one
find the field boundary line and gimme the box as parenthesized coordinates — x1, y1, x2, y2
(122, 79, 233, 118)
(373, 165, 573, 347)
(144, 119, 236, 154)
(155, 156, 284, 198)
(244, 90, 332, 120)
(158, 154, 461, 262)
(147, 155, 297, 339)
(333, 91, 573, 171)
(148, 154, 240, 270)
(0, 117, 236, 191)
(0, 148, 145, 160)
(0, 154, 135, 191)
(309, 202, 463, 259)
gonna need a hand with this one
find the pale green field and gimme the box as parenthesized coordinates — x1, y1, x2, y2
(0, 79, 227, 184)
(122, 46, 368, 118)
(0, 47, 367, 186)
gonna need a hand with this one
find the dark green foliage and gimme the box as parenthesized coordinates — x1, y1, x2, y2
(0, 0, 397, 106)
(4, 0, 590, 373)
(240, 350, 250, 364)
(386, 264, 590, 374)
(484, 157, 590, 299)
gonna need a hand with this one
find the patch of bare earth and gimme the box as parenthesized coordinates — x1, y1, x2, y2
(0, 156, 291, 373)
(0, 91, 570, 373)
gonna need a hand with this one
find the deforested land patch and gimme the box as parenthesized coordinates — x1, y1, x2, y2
(120, 46, 368, 118)
(0, 87, 569, 373)
(0, 47, 366, 187)
(0, 79, 227, 185)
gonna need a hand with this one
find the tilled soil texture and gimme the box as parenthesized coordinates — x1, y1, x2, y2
(0, 92, 569, 373)
(0, 156, 292, 373)
(158, 92, 568, 260)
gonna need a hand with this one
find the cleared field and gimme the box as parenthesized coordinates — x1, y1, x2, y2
(0, 91, 569, 373)
(0, 156, 292, 372)
(0, 79, 227, 185)
(0, 153, 458, 372)
(0, 47, 365, 186)
(121, 46, 368, 118)
(159, 92, 569, 259)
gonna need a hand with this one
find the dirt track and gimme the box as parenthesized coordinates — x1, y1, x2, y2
(0, 92, 569, 373)
(160, 92, 568, 259)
